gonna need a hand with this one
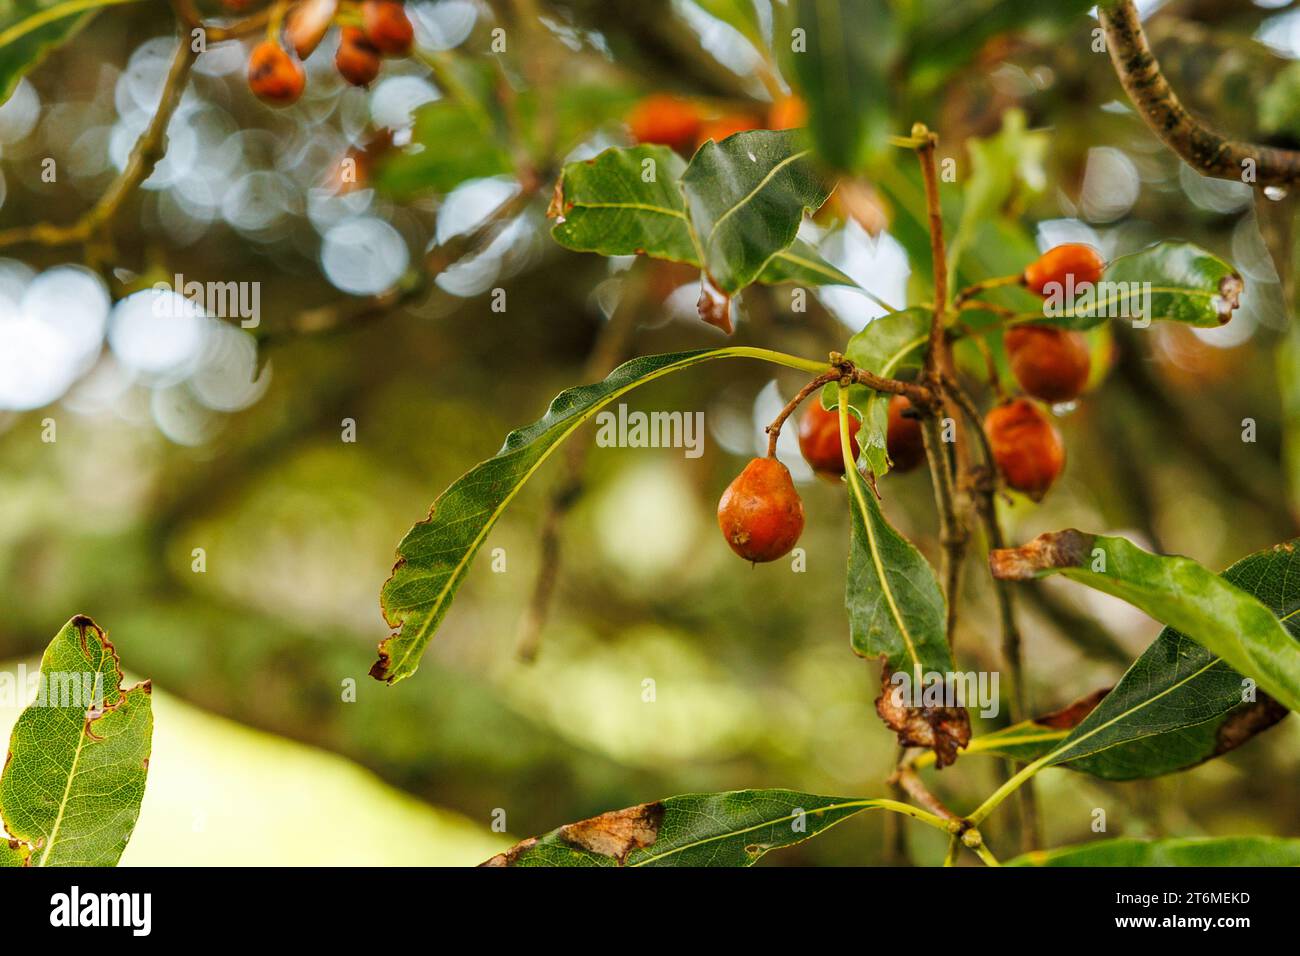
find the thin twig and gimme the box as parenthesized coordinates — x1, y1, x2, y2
(1100, 0, 1300, 186)
(765, 371, 839, 458)
(946, 376, 1040, 852)
(888, 767, 960, 822)
(910, 124, 970, 646)
(0, 31, 198, 249)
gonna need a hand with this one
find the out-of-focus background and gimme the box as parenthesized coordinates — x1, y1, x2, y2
(2, 0, 1299, 865)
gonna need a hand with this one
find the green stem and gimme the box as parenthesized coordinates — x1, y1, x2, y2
(867, 798, 953, 832)
(943, 834, 961, 866)
(972, 842, 1002, 867)
(742, 347, 834, 375)
(967, 752, 1053, 826)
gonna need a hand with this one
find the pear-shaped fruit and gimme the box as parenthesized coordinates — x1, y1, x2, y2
(717, 457, 805, 562)
(985, 398, 1064, 501)
(886, 395, 926, 472)
(1023, 243, 1105, 296)
(798, 401, 859, 475)
(1004, 325, 1091, 403)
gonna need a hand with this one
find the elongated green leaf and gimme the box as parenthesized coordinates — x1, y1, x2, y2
(838, 389, 966, 765)
(0, 615, 153, 866)
(376, 347, 825, 684)
(0, 0, 139, 104)
(482, 790, 909, 867)
(550, 145, 698, 262)
(959, 543, 1300, 778)
(1009, 836, 1300, 867)
(1039, 242, 1243, 331)
(822, 308, 929, 477)
(992, 532, 1300, 726)
(680, 129, 832, 293)
(845, 470, 950, 677)
(784, 0, 892, 171)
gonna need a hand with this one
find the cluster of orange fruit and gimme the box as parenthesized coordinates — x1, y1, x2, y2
(247, 0, 414, 106)
(716, 243, 1106, 564)
(625, 93, 806, 153)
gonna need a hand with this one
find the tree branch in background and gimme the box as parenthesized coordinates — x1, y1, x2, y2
(259, 183, 540, 348)
(1100, 0, 1300, 187)
(0, 31, 198, 249)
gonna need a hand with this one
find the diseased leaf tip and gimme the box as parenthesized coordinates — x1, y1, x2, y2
(989, 529, 1093, 580)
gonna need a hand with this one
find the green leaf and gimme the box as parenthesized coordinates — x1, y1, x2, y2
(481, 790, 913, 867)
(959, 543, 1300, 778)
(845, 481, 951, 677)
(0, 839, 30, 866)
(784, 0, 892, 171)
(837, 385, 964, 765)
(1009, 836, 1300, 867)
(376, 346, 825, 684)
(374, 98, 513, 198)
(551, 139, 843, 303)
(0, 0, 139, 104)
(946, 109, 1047, 292)
(758, 238, 857, 287)
(1041, 242, 1243, 331)
(680, 129, 832, 293)
(550, 145, 698, 263)
(0, 615, 153, 866)
(991, 532, 1300, 726)
(821, 308, 929, 477)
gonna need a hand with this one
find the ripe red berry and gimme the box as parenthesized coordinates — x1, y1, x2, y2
(285, 0, 338, 60)
(1023, 243, 1105, 296)
(886, 395, 926, 472)
(797, 401, 860, 475)
(626, 94, 702, 153)
(984, 399, 1065, 501)
(717, 457, 805, 563)
(247, 41, 305, 106)
(1004, 325, 1091, 403)
(336, 27, 382, 87)
(362, 0, 414, 56)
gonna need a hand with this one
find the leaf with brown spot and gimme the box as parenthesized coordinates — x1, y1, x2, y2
(558, 802, 664, 863)
(981, 538, 1300, 778)
(478, 789, 906, 867)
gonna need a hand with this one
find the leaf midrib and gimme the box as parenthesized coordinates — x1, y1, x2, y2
(630, 799, 871, 866)
(700, 148, 813, 255)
